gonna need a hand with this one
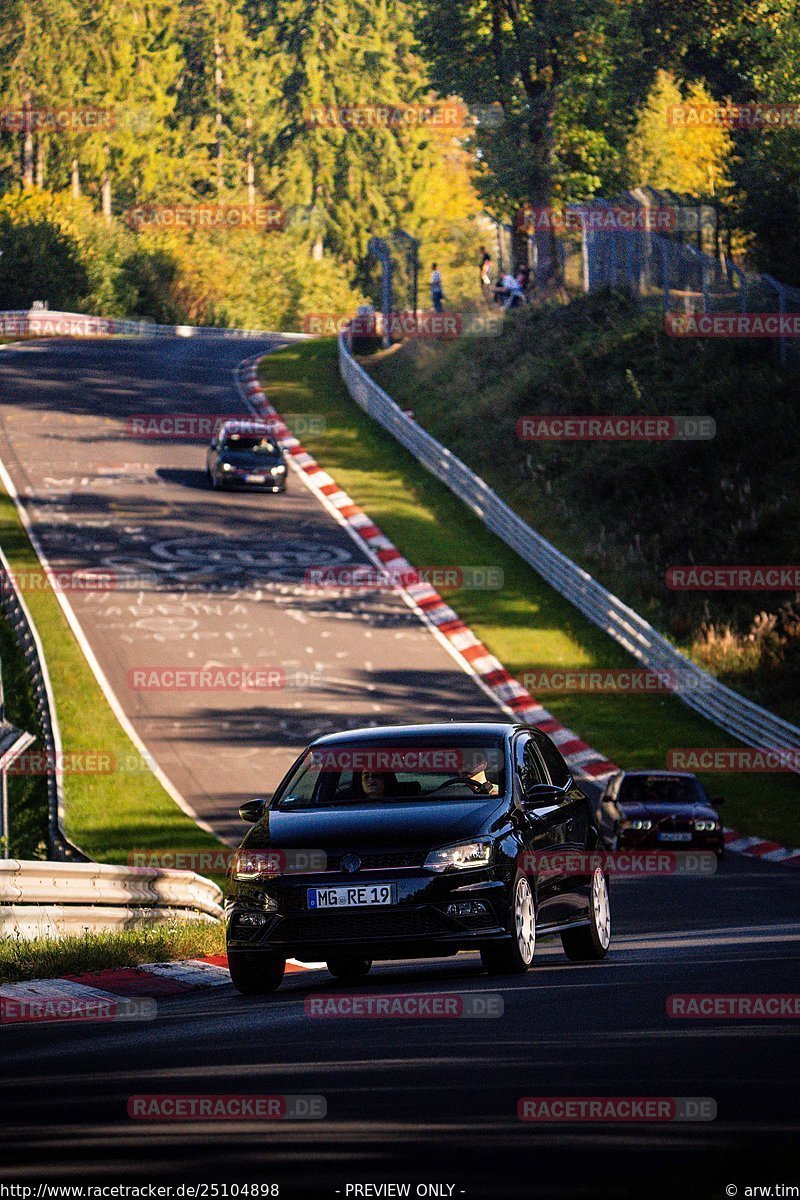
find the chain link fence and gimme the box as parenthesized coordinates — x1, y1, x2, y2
(481, 188, 800, 366)
(567, 190, 800, 368)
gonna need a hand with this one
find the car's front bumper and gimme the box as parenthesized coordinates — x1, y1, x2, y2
(216, 472, 286, 491)
(226, 870, 510, 959)
(617, 829, 724, 856)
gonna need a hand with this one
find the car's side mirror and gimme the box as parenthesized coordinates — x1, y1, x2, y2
(520, 783, 563, 810)
(239, 797, 266, 823)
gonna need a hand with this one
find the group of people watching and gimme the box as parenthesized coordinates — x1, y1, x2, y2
(427, 254, 531, 314)
(481, 252, 530, 308)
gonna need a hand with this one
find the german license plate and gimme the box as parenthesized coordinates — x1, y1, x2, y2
(657, 831, 692, 842)
(246, 474, 267, 483)
(307, 884, 396, 909)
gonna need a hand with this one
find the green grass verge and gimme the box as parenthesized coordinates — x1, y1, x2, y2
(0, 488, 224, 865)
(0, 921, 224, 984)
(365, 293, 800, 725)
(260, 339, 799, 847)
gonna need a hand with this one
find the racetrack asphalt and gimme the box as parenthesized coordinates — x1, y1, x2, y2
(0, 336, 506, 842)
(0, 338, 796, 1198)
(1, 842, 798, 1195)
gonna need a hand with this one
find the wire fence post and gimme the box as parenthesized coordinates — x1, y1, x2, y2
(367, 236, 393, 349)
(392, 230, 420, 317)
(763, 275, 788, 368)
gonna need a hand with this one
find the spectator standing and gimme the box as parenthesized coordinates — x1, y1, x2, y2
(480, 252, 493, 297)
(430, 263, 444, 312)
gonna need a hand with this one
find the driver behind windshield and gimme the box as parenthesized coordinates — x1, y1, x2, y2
(360, 769, 395, 798)
(458, 755, 499, 796)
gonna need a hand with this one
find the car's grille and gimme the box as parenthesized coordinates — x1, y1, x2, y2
(656, 816, 694, 833)
(274, 908, 448, 942)
(325, 850, 425, 872)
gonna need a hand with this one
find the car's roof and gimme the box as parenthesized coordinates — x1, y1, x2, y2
(218, 419, 274, 436)
(311, 722, 518, 747)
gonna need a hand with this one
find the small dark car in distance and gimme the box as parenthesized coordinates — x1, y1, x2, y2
(206, 419, 287, 492)
(226, 721, 612, 995)
(596, 770, 724, 857)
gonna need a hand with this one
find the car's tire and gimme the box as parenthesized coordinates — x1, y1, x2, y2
(326, 956, 372, 983)
(481, 873, 536, 976)
(561, 867, 611, 962)
(228, 950, 286, 995)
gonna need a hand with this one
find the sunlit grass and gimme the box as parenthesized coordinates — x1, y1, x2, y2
(0, 921, 225, 984)
(261, 339, 800, 847)
(0, 489, 225, 865)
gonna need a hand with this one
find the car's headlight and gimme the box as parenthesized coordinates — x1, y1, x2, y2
(630, 819, 653, 831)
(270, 464, 286, 475)
(424, 840, 492, 872)
(694, 820, 718, 832)
(231, 849, 282, 880)
(221, 462, 232, 472)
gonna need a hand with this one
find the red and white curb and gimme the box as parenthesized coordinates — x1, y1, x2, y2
(0, 956, 322, 1023)
(236, 357, 616, 787)
(723, 829, 800, 865)
(235, 356, 800, 870)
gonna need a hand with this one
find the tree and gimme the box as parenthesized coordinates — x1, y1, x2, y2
(255, 0, 459, 264)
(75, 0, 188, 217)
(626, 70, 734, 199)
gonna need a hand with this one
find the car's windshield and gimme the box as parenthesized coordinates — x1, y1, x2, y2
(221, 433, 277, 454)
(273, 740, 506, 808)
(619, 776, 706, 806)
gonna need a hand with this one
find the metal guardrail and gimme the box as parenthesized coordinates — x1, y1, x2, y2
(0, 543, 87, 862)
(338, 329, 800, 765)
(0, 859, 223, 938)
(0, 309, 310, 341)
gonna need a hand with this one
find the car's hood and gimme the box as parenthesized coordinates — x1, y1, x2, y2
(620, 801, 719, 821)
(245, 797, 506, 852)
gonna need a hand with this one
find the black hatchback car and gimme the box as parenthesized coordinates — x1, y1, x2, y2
(596, 770, 725, 857)
(206, 419, 287, 492)
(226, 722, 612, 994)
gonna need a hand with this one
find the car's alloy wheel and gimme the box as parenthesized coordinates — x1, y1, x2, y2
(481, 873, 536, 975)
(561, 868, 611, 961)
(227, 949, 286, 995)
(326, 956, 372, 983)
